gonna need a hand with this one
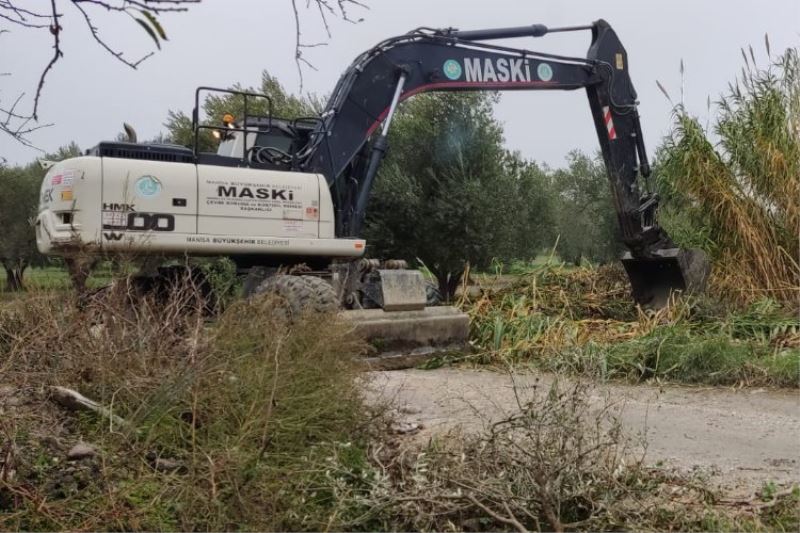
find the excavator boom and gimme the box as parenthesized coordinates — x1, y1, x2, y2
(295, 19, 709, 307)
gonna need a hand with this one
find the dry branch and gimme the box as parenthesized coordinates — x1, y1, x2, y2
(49, 385, 129, 428)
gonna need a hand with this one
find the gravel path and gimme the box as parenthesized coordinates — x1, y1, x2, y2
(368, 368, 800, 492)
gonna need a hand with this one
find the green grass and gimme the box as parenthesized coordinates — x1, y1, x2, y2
(0, 266, 112, 293)
(600, 324, 798, 386)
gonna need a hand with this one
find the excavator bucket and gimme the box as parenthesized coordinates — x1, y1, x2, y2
(622, 248, 711, 309)
(339, 270, 470, 369)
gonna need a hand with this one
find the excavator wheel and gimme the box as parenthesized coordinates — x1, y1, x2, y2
(253, 274, 339, 319)
(298, 275, 341, 313)
(425, 280, 442, 306)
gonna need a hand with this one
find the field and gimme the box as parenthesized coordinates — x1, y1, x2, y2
(1, 264, 798, 531)
(0, 267, 111, 295)
(1, 32, 798, 533)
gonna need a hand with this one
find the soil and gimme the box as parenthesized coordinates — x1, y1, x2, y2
(367, 367, 800, 493)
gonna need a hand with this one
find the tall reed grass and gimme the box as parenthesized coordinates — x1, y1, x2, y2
(658, 45, 799, 308)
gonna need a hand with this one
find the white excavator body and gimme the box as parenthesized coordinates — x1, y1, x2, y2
(35, 145, 469, 365)
(36, 155, 365, 259)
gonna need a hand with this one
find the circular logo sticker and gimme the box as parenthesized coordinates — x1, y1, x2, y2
(443, 59, 463, 80)
(537, 62, 554, 82)
(135, 175, 161, 198)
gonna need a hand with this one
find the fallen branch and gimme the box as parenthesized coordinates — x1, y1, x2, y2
(719, 487, 798, 509)
(49, 385, 128, 429)
(466, 494, 530, 533)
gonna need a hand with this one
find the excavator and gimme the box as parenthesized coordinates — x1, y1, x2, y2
(36, 19, 708, 362)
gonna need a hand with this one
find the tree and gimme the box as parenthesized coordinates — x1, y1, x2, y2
(503, 153, 558, 262)
(163, 71, 324, 150)
(1, 0, 365, 149)
(551, 151, 622, 265)
(0, 143, 80, 290)
(364, 92, 553, 300)
(0, 164, 40, 291)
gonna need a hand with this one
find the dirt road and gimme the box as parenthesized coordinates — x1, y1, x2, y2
(368, 368, 800, 492)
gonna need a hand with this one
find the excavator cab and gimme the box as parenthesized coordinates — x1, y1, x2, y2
(192, 86, 311, 169)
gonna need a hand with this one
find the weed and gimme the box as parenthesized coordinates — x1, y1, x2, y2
(0, 278, 376, 531)
(657, 46, 800, 308)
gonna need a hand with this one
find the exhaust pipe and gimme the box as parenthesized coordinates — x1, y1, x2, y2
(622, 248, 710, 309)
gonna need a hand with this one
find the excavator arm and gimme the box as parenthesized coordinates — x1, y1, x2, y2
(299, 19, 708, 307)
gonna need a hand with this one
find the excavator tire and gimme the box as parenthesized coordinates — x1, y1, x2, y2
(425, 280, 442, 306)
(254, 274, 338, 319)
(298, 275, 341, 313)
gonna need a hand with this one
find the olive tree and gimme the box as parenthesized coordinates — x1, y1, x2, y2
(364, 92, 555, 299)
(0, 163, 41, 290)
(164, 71, 324, 150)
(552, 151, 622, 265)
(0, 143, 81, 291)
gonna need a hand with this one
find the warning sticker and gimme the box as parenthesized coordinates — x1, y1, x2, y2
(51, 169, 76, 186)
(283, 220, 303, 233)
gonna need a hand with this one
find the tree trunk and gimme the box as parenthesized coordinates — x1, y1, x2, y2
(4, 265, 26, 292)
(65, 257, 96, 296)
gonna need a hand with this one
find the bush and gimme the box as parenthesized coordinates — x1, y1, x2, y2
(0, 281, 376, 531)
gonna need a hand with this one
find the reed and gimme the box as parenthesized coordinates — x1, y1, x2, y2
(658, 45, 799, 308)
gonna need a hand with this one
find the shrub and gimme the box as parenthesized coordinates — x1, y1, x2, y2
(0, 280, 375, 531)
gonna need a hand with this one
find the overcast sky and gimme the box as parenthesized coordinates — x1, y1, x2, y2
(2, 0, 798, 167)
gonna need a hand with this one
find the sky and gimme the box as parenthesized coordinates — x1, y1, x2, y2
(1, 0, 798, 167)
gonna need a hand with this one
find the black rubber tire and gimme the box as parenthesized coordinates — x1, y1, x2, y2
(425, 280, 442, 306)
(254, 274, 339, 318)
(298, 275, 341, 313)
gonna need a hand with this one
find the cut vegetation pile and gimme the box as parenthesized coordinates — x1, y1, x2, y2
(464, 263, 799, 387)
(465, 45, 800, 388)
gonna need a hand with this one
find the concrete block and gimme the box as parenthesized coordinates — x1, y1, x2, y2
(377, 269, 427, 311)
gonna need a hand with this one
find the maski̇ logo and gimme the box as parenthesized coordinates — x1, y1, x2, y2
(442, 59, 462, 80)
(463, 58, 541, 83)
(135, 175, 161, 198)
